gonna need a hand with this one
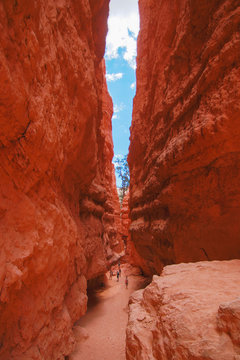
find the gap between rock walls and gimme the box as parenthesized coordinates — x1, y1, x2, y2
(1, 0, 240, 359)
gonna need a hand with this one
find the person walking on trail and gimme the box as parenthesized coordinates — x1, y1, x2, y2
(119, 267, 121, 277)
(117, 270, 120, 282)
(125, 276, 128, 289)
(109, 269, 113, 280)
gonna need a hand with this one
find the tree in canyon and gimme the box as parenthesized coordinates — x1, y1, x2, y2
(115, 154, 130, 203)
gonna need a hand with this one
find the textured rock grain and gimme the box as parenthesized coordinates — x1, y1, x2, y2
(128, 0, 240, 274)
(126, 260, 240, 360)
(0, 0, 122, 359)
(121, 192, 148, 273)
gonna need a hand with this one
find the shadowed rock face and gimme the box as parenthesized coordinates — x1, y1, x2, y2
(128, 0, 240, 274)
(121, 192, 149, 273)
(126, 260, 240, 360)
(0, 0, 122, 358)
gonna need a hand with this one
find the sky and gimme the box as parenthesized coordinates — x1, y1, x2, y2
(105, 0, 139, 186)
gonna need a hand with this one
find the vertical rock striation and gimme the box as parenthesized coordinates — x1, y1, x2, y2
(121, 192, 147, 272)
(0, 0, 121, 358)
(128, 0, 240, 274)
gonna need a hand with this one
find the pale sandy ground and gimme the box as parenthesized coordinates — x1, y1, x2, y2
(69, 265, 150, 360)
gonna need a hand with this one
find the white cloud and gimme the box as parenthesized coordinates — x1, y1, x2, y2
(106, 0, 139, 69)
(106, 72, 123, 82)
(130, 82, 136, 89)
(112, 103, 125, 120)
(113, 103, 124, 113)
(108, 0, 139, 17)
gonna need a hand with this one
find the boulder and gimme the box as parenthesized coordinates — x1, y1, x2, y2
(126, 260, 240, 360)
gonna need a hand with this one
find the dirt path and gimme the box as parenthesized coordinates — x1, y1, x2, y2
(69, 266, 149, 360)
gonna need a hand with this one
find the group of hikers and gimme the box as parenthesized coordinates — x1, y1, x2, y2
(109, 260, 128, 289)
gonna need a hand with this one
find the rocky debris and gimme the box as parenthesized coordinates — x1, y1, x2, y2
(0, 0, 122, 358)
(126, 260, 240, 360)
(128, 0, 240, 274)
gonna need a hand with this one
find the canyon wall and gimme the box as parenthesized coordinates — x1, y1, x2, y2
(128, 0, 240, 274)
(121, 192, 148, 273)
(126, 260, 240, 360)
(0, 0, 122, 359)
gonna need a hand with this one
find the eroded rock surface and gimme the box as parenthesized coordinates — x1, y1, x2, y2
(121, 192, 148, 273)
(128, 0, 240, 274)
(126, 260, 240, 360)
(0, 0, 122, 358)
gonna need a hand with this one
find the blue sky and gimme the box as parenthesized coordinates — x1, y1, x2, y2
(105, 0, 139, 186)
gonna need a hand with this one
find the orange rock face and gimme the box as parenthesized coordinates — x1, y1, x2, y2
(126, 260, 240, 360)
(121, 192, 131, 242)
(128, 0, 240, 274)
(0, 0, 122, 358)
(121, 192, 148, 272)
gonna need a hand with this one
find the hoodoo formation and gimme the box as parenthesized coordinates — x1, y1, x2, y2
(0, 0, 123, 358)
(128, 0, 240, 275)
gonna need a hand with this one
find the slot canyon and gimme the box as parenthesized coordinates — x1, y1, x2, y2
(0, 0, 240, 359)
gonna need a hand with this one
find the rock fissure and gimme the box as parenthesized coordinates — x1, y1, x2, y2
(16, 119, 31, 142)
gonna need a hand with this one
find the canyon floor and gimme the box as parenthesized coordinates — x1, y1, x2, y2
(69, 265, 150, 360)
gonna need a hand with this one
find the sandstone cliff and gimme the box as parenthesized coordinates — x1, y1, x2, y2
(0, 0, 121, 358)
(121, 192, 148, 273)
(128, 0, 240, 274)
(126, 260, 240, 360)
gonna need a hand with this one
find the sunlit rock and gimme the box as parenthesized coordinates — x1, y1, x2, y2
(0, 0, 122, 358)
(126, 260, 240, 360)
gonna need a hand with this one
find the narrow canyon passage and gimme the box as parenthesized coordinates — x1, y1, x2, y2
(1, 0, 240, 359)
(69, 266, 149, 360)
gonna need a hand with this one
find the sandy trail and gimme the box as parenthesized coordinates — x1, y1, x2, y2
(69, 267, 149, 360)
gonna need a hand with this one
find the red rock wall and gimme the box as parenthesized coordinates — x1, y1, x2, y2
(128, 0, 240, 275)
(0, 0, 122, 358)
(120, 192, 148, 272)
(126, 260, 240, 360)
(121, 192, 130, 244)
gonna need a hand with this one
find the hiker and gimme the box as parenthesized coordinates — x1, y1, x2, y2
(119, 267, 121, 277)
(125, 276, 128, 289)
(117, 270, 120, 282)
(109, 269, 113, 280)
